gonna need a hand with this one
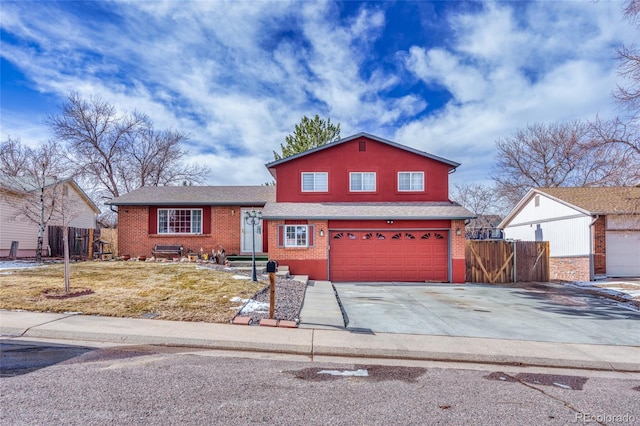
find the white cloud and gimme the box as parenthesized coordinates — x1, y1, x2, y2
(396, 0, 632, 185)
(0, 0, 635, 188)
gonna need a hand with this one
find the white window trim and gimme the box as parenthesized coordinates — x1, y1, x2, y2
(301, 172, 328, 192)
(397, 171, 425, 192)
(158, 208, 203, 234)
(349, 172, 376, 192)
(284, 225, 309, 247)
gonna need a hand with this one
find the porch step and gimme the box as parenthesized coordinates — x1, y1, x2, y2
(234, 266, 266, 274)
(228, 260, 268, 268)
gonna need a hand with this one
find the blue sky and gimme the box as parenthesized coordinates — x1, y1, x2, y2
(0, 1, 635, 189)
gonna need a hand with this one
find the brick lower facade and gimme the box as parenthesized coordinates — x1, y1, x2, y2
(549, 256, 590, 282)
(117, 205, 250, 258)
(267, 219, 465, 282)
(267, 220, 328, 278)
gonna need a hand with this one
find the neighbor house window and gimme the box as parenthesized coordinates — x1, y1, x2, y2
(158, 209, 202, 234)
(350, 172, 376, 192)
(301, 172, 328, 192)
(398, 171, 424, 191)
(285, 225, 309, 247)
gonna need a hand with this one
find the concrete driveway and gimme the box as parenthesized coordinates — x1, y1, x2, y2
(333, 282, 640, 345)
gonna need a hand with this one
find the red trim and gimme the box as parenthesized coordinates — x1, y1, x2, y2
(262, 219, 269, 252)
(277, 225, 285, 248)
(308, 225, 315, 247)
(149, 206, 158, 234)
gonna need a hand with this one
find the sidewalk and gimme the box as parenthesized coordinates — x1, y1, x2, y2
(1, 310, 638, 372)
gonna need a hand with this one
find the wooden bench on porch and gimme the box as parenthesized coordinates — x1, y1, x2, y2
(151, 244, 184, 258)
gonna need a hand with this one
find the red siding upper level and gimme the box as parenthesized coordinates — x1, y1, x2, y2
(270, 135, 454, 202)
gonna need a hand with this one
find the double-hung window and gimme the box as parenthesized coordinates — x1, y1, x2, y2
(301, 172, 328, 192)
(350, 172, 376, 192)
(285, 225, 308, 247)
(158, 208, 202, 234)
(398, 171, 424, 192)
(278, 224, 315, 248)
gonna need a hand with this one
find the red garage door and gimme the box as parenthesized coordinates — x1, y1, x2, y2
(329, 230, 449, 282)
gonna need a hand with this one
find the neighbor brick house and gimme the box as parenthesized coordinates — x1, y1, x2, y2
(499, 187, 640, 281)
(108, 133, 474, 282)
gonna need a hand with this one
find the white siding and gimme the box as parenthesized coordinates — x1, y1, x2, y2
(507, 193, 584, 226)
(504, 215, 592, 257)
(0, 182, 96, 256)
(0, 193, 42, 253)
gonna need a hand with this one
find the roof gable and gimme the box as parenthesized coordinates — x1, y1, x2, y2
(499, 186, 640, 228)
(265, 132, 460, 172)
(0, 176, 100, 214)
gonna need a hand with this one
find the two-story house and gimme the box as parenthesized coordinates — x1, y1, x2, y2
(108, 133, 474, 282)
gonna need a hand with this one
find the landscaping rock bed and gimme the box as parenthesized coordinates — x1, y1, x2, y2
(200, 264, 307, 324)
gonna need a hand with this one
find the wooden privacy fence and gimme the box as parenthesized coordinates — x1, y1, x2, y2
(48, 226, 100, 259)
(466, 240, 550, 283)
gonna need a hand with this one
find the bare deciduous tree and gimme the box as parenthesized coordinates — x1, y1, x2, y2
(0, 138, 69, 261)
(492, 121, 638, 207)
(0, 136, 31, 175)
(48, 93, 209, 206)
(588, 1, 640, 176)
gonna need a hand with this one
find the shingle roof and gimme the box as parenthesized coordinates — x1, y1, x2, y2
(261, 201, 475, 220)
(265, 132, 461, 169)
(536, 187, 640, 214)
(106, 186, 276, 206)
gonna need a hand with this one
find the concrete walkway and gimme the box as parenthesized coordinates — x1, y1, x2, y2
(298, 280, 345, 330)
(1, 310, 639, 372)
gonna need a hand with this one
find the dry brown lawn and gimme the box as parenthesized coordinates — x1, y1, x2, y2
(0, 261, 265, 322)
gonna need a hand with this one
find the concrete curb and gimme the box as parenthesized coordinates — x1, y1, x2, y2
(1, 311, 638, 372)
(312, 330, 640, 372)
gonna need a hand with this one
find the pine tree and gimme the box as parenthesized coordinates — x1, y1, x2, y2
(273, 115, 341, 160)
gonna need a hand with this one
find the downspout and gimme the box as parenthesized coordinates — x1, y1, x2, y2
(588, 215, 600, 282)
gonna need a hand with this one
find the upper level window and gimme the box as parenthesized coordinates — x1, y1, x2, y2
(398, 172, 424, 191)
(350, 172, 376, 192)
(301, 172, 328, 192)
(158, 209, 202, 234)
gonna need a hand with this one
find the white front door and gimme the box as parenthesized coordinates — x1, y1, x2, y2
(241, 208, 263, 253)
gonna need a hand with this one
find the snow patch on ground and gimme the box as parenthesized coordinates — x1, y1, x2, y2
(567, 280, 640, 312)
(318, 369, 369, 377)
(228, 296, 269, 313)
(0, 261, 46, 272)
(232, 275, 252, 280)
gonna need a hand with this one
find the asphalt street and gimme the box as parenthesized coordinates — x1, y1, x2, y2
(1, 341, 638, 425)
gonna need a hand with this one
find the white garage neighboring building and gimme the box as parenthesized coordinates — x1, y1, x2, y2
(499, 187, 640, 281)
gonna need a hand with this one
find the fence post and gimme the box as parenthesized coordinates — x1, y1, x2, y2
(9, 241, 19, 259)
(512, 240, 517, 283)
